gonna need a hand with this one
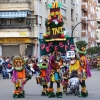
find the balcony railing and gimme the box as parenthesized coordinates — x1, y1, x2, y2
(0, 0, 31, 3)
(0, 24, 31, 29)
(81, 3, 88, 11)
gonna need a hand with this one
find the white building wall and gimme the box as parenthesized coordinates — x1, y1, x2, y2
(74, 0, 81, 42)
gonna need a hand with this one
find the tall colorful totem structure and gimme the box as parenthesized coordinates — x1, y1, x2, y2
(42, 2, 68, 41)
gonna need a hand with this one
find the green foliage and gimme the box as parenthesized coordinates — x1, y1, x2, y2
(76, 41, 87, 50)
(87, 46, 100, 54)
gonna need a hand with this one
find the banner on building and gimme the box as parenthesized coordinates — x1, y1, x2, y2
(39, 37, 75, 55)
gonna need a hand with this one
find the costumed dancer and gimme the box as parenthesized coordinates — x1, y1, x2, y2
(69, 56, 79, 74)
(47, 52, 63, 98)
(60, 60, 69, 93)
(11, 56, 26, 98)
(37, 56, 49, 96)
(77, 46, 91, 97)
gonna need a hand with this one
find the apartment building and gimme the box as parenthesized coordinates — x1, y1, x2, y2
(81, 0, 97, 48)
(70, 0, 81, 43)
(0, 0, 42, 57)
(0, 0, 85, 56)
(96, 0, 100, 46)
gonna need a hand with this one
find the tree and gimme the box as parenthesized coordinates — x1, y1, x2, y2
(87, 46, 100, 55)
(76, 41, 87, 50)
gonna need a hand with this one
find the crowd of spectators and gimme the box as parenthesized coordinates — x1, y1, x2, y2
(0, 55, 38, 79)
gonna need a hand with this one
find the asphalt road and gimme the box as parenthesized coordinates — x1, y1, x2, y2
(0, 69, 100, 100)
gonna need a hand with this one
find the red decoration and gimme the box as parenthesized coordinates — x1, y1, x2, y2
(60, 34, 65, 38)
(44, 34, 50, 39)
(57, 19, 62, 23)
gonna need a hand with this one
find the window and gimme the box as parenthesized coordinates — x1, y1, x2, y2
(64, 0, 67, 3)
(61, 8, 66, 18)
(98, 0, 100, 3)
(6, 20, 10, 25)
(0, 20, 1, 25)
(38, 16, 42, 26)
(76, 0, 78, 5)
(76, 13, 78, 21)
(11, 20, 15, 25)
(71, 9, 74, 21)
(26, 19, 36, 25)
(71, 0, 73, 4)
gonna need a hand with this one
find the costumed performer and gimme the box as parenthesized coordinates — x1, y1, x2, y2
(47, 52, 63, 98)
(69, 55, 79, 74)
(77, 46, 91, 97)
(60, 60, 69, 93)
(37, 56, 49, 96)
(11, 56, 26, 98)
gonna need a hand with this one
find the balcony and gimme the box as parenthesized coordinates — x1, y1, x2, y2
(81, 3, 88, 12)
(0, 24, 31, 29)
(81, 16, 88, 24)
(81, 30, 87, 37)
(0, 0, 32, 11)
(0, 0, 31, 3)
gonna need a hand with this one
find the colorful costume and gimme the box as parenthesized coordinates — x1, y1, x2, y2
(60, 61, 69, 93)
(47, 54, 63, 98)
(77, 47, 91, 97)
(37, 59, 49, 96)
(69, 58, 79, 73)
(61, 71, 69, 93)
(11, 56, 26, 98)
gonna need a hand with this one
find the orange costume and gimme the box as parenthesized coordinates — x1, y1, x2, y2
(77, 46, 91, 97)
(11, 56, 26, 98)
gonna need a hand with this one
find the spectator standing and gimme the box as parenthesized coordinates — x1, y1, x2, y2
(2, 63, 8, 79)
(0, 65, 3, 79)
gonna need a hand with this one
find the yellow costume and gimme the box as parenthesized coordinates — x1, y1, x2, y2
(69, 60, 79, 73)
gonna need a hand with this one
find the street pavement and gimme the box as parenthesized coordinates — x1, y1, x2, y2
(0, 69, 100, 100)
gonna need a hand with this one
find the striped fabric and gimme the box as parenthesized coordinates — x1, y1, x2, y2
(0, 11, 27, 18)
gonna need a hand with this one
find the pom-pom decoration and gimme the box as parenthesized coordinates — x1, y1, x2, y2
(47, 2, 62, 9)
(42, 32, 50, 39)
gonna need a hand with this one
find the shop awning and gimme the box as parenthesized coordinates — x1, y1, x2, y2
(0, 11, 29, 18)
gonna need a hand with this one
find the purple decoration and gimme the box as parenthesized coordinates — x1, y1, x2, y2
(11, 70, 18, 82)
(46, 69, 50, 82)
(48, 55, 55, 72)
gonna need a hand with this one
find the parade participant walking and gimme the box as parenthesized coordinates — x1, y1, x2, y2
(11, 56, 26, 98)
(47, 52, 63, 98)
(37, 56, 49, 96)
(77, 46, 91, 97)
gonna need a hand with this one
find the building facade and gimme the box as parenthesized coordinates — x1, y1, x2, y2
(81, 0, 97, 48)
(0, 0, 94, 57)
(96, 0, 100, 46)
(70, 0, 81, 43)
(0, 0, 38, 57)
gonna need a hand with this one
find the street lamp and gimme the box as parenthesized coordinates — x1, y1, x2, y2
(71, 20, 95, 37)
